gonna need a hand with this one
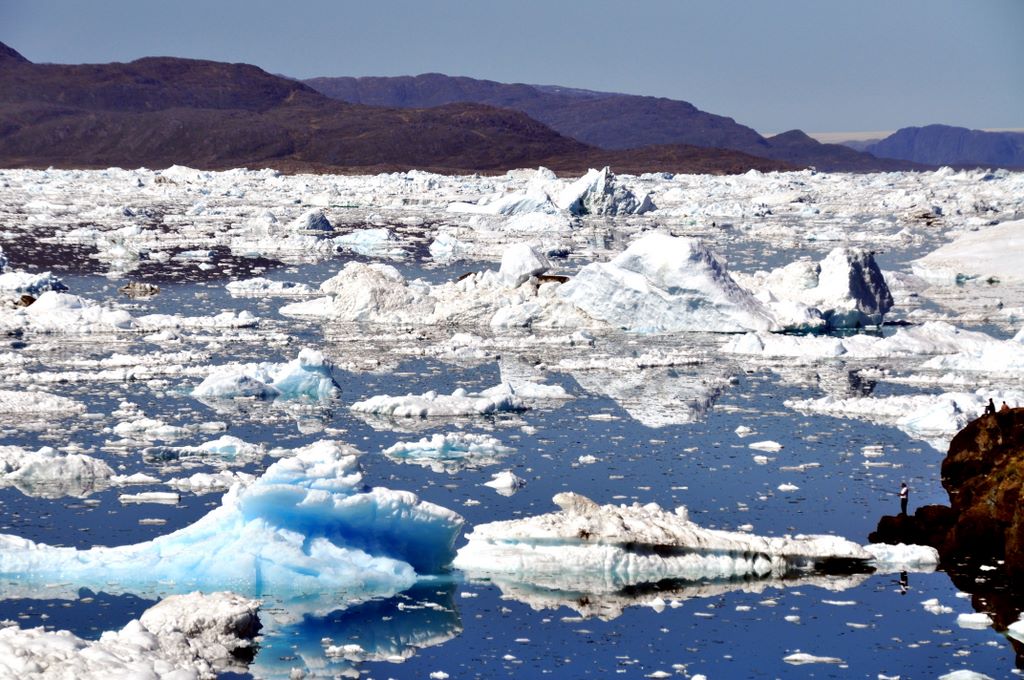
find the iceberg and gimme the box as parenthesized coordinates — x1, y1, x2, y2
(351, 385, 526, 418)
(382, 432, 514, 472)
(191, 348, 340, 401)
(0, 591, 260, 679)
(0, 389, 84, 417)
(0, 440, 464, 605)
(454, 492, 874, 592)
(0, 270, 67, 296)
(737, 247, 893, 329)
(226, 277, 314, 297)
(0, 445, 117, 498)
(912, 218, 1024, 284)
(555, 167, 655, 216)
(557, 232, 778, 333)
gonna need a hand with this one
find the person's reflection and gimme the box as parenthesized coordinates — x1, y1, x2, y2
(899, 571, 908, 595)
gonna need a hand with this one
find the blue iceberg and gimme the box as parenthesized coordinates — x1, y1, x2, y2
(0, 440, 464, 605)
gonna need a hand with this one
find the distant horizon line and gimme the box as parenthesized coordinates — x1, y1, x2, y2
(802, 128, 1024, 144)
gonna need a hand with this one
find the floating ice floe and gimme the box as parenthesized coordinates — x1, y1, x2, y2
(0, 389, 84, 417)
(226, 277, 315, 297)
(0, 445, 119, 498)
(351, 385, 526, 418)
(558, 232, 777, 333)
(453, 493, 927, 594)
(382, 432, 514, 472)
(483, 469, 525, 496)
(783, 652, 844, 665)
(0, 591, 260, 679)
(334, 227, 405, 258)
(0, 440, 464, 607)
(144, 435, 266, 464)
(912, 218, 1024, 284)
(556, 167, 655, 216)
(191, 348, 340, 401)
(785, 389, 1024, 450)
(0, 270, 67, 297)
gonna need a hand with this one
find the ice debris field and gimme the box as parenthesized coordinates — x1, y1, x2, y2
(0, 164, 1022, 678)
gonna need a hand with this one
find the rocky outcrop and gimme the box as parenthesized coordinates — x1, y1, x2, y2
(870, 407, 1024, 575)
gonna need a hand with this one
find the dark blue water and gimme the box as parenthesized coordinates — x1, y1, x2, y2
(1, 241, 1020, 679)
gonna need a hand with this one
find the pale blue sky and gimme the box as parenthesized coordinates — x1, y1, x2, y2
(2, 0, 1021, 134)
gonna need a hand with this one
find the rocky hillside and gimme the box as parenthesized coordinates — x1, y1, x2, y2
(0, 42, 790, 175)
(864, 125, 1024, 168)
(306, 73, 924, 172)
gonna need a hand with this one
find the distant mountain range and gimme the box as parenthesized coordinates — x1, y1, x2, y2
(856, 125, 1024, 168)
(0, 40, 920, 175)
(305, 73, 921, 172)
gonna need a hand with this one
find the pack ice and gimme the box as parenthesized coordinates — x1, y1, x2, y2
(191, 348, 340, 401)
(0, 440, 464, 604)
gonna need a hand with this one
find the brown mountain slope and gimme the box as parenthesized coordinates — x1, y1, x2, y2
(307, 73, 926, 172)
(0, 43, 790, 175)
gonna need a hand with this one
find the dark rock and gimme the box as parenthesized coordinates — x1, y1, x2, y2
(865, 124, 1024, 168)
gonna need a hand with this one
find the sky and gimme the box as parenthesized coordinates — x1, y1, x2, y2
(2, 0, 1022, 135)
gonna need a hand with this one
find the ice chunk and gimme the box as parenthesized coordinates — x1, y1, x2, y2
(226, 277, 314, 297)
(0, 270, 67, 296)
(352, 386, 526, 418)
(912, 218, 1024, 284)
(0, 445, 116, 498)
(291, 209, 333, 232)
(555, 167, 654, 216)
(382, 432, 513, 472)
(0, 389, 84, 416)
(499, 243, 551, 288)
(938, 671, 996, 680)
(0, 440, 464, 605)
(454, 492, 872, 591)
(483, 470, 525, 496)
(558, 233, 777, 333)
(783, 652, 844, 665)
(191, 348, 340, 401)
(863, 543, 940, 571)
(0, 591, 260, 678)
(956, 612, 993, 629)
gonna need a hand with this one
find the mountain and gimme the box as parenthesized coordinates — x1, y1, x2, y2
(305, 73, 921, 172)
(0, 42, 789, 175)
(863, 125, 1024, 168)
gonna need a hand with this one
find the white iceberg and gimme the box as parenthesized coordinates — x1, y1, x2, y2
(912, 218, 1024, 284)
(0, 440, 464, 604)
(382, 432, 514, 472)
(226, 277, 314, 297)
(0, 270, 67, 296)
(351, 386, 526, 418)
(557, 232, 777, 333)
(454, 492, 874, 591)
(555, 167, 654, 216)
(191, 348, 340, 401)
(0, 591, 260, 679)
(499, 242, 551, 287)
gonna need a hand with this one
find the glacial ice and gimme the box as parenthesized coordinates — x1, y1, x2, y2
(0, 439, 464, 604)
(0, 591, 260, 679)
(226, 277, 314, 297)
(453, 493, 921, 593)
(912, 218, 1024, 284)
(0, 389, 84, 417)
(0, 445, 117, 498)
(555, 167, 655, 216)
(191, 348, 340, 401)
(351, 385, 526, 418)
(557, 232, 778, 333)
(382, 432, 514, 472)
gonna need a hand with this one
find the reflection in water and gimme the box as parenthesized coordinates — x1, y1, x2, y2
(467, 572, 872, 621)
(253, 583, 462, 678)
(568, 365, 732, 427)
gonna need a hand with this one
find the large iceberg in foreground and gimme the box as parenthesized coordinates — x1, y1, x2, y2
(557, 233, 778, 333)
(454, 492, 887, 592)
(191, 348, 340, 401)
(0, 591, 260, 679)
(0, 440, 464, 604)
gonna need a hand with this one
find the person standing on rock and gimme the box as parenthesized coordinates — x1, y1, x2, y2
(899, 482, 909, 515)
